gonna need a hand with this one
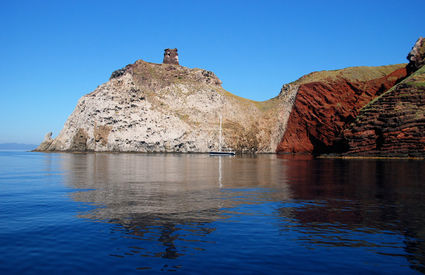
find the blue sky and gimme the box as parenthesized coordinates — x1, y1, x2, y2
(0, 0, 424, 144)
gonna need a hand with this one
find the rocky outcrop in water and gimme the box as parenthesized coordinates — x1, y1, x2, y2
(276, 65, 407, 154)
(36, 38, 425, 157)
(36, 132, 53, 151)
(343, 65, 425, 157)
(341, 37, 425, 157)
(35, 59, 297, 153)
(276, 37, 425, 156)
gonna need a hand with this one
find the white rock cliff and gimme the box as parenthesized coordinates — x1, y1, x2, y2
(36, 59, 298, 153)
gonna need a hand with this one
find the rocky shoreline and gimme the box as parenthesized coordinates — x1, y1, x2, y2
(36, 39, 425, 157)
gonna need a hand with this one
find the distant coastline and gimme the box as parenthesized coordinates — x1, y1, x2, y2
(0, 143, 37, 150)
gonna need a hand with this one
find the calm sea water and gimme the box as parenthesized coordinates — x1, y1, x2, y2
(0, 151, 424, 274)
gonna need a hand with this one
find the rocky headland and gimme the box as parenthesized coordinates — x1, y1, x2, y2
(275, 64, 407, 154)
(343, 37, 425, 157)
(36, 40, 425, 157)
(36, 49, 298, 153)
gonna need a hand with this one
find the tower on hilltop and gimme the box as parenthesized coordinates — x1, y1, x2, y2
(163, 48, 179, 65)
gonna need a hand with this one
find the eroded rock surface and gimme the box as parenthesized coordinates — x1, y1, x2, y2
(35, 60, 296, 153)
(276, 65, 407, 154)
(36, 39, 424, 156)
(407, 37, 425, 74)
(36, 132, 54, 151)
(343, 66, 425, 157)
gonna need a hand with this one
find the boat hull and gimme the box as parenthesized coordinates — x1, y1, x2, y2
(209, 152, 235, 156)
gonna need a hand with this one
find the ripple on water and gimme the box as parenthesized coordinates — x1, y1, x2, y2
(0, 152, 424, 273)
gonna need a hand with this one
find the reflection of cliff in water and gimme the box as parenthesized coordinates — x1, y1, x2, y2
(279, 157, 425, 272)
(57, 153, 425, 271)
(59, 153, 292, 259)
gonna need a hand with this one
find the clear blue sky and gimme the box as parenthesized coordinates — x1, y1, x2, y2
(0, 0, 424, 144)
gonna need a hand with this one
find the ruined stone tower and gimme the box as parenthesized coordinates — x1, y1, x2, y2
(163, 48, 179, 65)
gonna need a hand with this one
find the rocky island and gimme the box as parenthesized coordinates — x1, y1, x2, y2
(36, 39, 425, 157)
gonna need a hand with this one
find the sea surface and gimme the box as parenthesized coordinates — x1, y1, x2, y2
(0, 151, 424, 274)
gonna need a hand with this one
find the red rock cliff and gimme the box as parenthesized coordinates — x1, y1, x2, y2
(276, 65, 407, 154)
(343, 65, 425, 157)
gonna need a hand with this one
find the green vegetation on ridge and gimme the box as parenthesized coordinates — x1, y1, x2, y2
(293, 64, 406, 85)
(362, 65, 425, 112)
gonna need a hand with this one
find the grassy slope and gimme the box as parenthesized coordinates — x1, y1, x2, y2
(292, 64, 406, 85)
(254, 64, 407, 112)
(132, 61, 407, 115)
(361, 65, 425, 112)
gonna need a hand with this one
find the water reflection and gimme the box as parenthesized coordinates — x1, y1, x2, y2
(57, 153, 425, 272)
(60, 154, 291, 261)
(278, 157, 425, 273)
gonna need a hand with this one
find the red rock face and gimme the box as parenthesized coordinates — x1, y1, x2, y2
(276, 67, 407, 154)
(343, 68, 425, 157)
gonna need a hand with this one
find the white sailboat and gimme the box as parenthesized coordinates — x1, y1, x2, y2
(209, 115, 235, 156)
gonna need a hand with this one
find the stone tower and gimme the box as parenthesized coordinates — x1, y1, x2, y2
(163, 48, 179, 65)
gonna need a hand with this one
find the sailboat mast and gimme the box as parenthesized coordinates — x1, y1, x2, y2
(219, 114, 222, 151)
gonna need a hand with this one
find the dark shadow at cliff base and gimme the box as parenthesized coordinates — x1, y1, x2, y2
(308, 134, 350, 156)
